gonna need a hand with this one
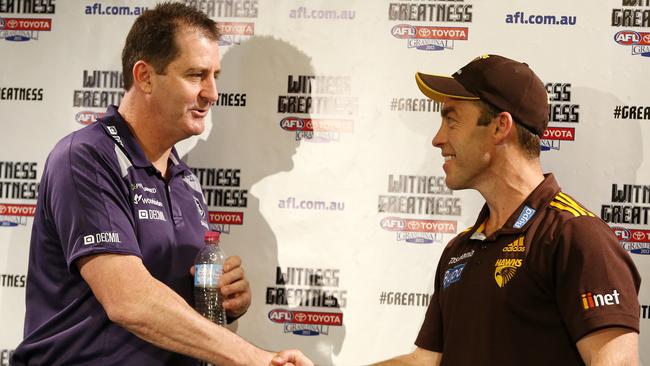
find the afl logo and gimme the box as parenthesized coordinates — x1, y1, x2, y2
(612, 227, 630, 241)
(391, 24, 415, 39)
(380, 217, 405, 231)
(268, 309, 293, 323)
(75, 111, 103, 125)
(280, 117, 312, 132)
(0, 18, 5, 29)
(614, 30, 640, 45)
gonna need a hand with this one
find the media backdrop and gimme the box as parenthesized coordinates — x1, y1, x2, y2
(1, 0, 649, 365)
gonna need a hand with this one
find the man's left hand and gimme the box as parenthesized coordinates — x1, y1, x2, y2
(219, 255, 251, 319)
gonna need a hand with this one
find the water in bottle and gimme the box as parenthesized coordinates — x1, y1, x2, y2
(194, 231, 227, 326)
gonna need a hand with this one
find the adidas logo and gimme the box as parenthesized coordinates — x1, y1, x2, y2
(502, 235, 525, 252)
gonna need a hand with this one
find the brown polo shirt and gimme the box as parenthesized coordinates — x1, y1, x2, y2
(415, 174, 641, 365)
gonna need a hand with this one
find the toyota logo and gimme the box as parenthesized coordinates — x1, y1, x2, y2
(632, 231, 645, 241)
(294, 312, 307, 322)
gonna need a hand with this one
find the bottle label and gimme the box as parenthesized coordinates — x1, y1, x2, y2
(194, 264, 223, 287)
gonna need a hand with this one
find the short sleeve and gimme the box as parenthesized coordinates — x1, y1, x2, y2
(415, 261, 444, 352)
(44, 135, 142, 271)
(554, 215, 641, 342)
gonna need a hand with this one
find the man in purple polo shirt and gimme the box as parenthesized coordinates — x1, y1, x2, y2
(13, 3, 312, 366)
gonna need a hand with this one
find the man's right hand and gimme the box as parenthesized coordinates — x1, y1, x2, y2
(270, 349, 314, 366)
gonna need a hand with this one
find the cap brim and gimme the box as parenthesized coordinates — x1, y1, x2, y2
(415, 72, 479, 102)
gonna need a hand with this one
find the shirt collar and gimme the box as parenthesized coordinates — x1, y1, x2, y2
(467, 173, 561, 241)
(97, 105, 190, 174)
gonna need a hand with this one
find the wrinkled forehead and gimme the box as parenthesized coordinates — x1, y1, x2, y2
(441, 99, 481, 118)
(171, 27, 221, 67)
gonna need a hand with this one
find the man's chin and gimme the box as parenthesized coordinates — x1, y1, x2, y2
(444, 177, 464, 191)
(186, 119, 206, 136)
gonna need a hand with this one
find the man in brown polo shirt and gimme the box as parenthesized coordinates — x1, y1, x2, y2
(374, 55, 641, 365)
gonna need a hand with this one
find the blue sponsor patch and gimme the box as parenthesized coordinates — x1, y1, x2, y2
(443, 263, 465, 289)
(514, 205, 536, 229)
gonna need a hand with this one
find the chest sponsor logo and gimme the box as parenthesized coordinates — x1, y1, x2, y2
(494, 258, 522, 288)
(513, 206, 535, 229)
(443, 263, 465, 289)
(83, 232, 121, 245)
(133, 194, 163, 207)
(130, 183, 157, 194)
(138, 209, 166, 221)
(581, 290, 621, 310)
(448, 250, 474, 265)
(502, 235, 525, 252)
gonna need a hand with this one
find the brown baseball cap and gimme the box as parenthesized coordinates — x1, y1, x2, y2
(415, 54, 549, 137)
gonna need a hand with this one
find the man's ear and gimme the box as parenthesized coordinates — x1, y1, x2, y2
(493, 111, 515, 145)
(132, 60, 153, 94)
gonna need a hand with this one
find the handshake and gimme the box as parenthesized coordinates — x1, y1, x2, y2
(270, 350, 314, 366)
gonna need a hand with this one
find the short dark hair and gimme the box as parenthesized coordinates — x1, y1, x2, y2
(121, 2, 221, 90)
(476, 101, 541, 158)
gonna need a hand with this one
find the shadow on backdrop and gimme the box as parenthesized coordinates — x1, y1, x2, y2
(185, 35, 346, 365)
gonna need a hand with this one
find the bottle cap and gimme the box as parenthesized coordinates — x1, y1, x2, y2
(204, 231, 221, 243)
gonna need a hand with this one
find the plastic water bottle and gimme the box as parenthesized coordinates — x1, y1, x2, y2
(194, 231, 227, 326)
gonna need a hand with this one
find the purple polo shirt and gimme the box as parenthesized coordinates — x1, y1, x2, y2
(13, 106, 209, 365)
